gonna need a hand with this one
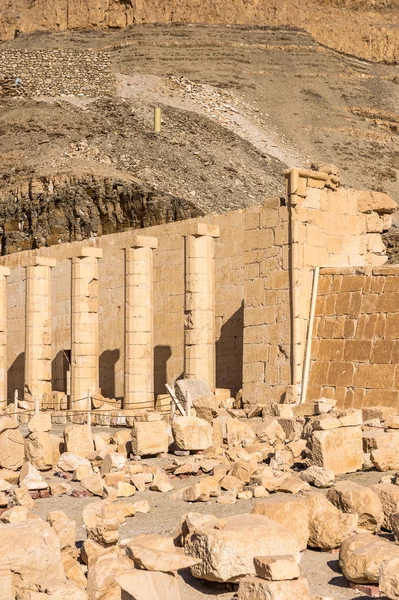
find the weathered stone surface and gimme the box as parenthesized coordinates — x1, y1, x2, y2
(0, 519, 65, 594)
(31, 580, 88, 600)
(226, 420, 256, 448)
(253, 555, 300, 581)
(86, 554, 132, 600)
(0, 427, 24, 470)
(185, 513, 300, 582)
(193, 396, 220, 422)
(124, 534, 200, 572)
(14, 484, 37, 509)
(380, 555, 399, 599)
(300, 466, 335, 488)
(150, 472, 173, 493)
(174, 477, 221, 502)
(251, 418, 286, 445)
(100, 452, 126, 475)
(117, 570, 181, 600)
(25, 431, 54, 471)
(339, 533, 399, 584)
(49, 480, 71, 496)
(0, 505, 31, 523)
(310, 426, 363, 475)
(83, 500, 125, 546)
(304, 492, 358, 549)
(237, 576, 312, 600)
(251, 496, 309, 551)
(327, 481, 383, 532)
(370, 483, 399, 530)
(47, 510, 77, 559)
(28, 413, 51, 433)
(82, 473, 104, 497)
(131, 421, 168, 456)
(172, 417, 213, 451)
(19, 461, 47, 490)
(58, 453, 91, 472)
(64, 424, 94, 458)
(371, 446, 399, 471)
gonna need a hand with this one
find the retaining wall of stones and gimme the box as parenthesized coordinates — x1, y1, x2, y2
(0, 49, 113, 97)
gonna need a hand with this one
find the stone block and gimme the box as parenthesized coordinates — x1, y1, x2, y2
(311, 426, 363, 475)
(253, 555, 300, 581)
(172, 416, 213, 451)
(131, 421, 168, 456)
(237, 576, 311, 600)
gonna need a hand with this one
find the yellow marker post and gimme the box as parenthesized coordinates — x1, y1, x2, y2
(154, 107, 162, 133)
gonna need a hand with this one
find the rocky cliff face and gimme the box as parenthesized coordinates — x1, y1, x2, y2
(0, 175, 202, 255)
(0, 0, 398, 63)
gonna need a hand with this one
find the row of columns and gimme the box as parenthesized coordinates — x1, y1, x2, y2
(0, 223, 219, 411)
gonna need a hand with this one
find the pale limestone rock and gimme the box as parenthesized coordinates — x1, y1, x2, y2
(81, 538, 116, 567)
(14, 485, 36, 509)
(0, 505, 30, 523)
(385, 415, 399, 430)
(251, 418, 286, 445)
(185, 514, 300, 582)
(73, 463, 93, 481)
(312, 415, 341, 430)
(0, 477, 12, 492)
(338, 408, 363, 427)
(117, 481, 136, 497)
(28, 413, 51, 433)
(229, 459, 257, 483)
(238, 490, 253, 500)
(49, 480, 71, 496)
(47, 510, 77, 559)
(370, 483, 399, 529)
(254, 555, 300, 580)
(150, 471, 174, 493)
(62, 553, 87, 589)
(251, 496, 309, 550)
(220, 474, 244, 492)
(131, 421, 168, 456)
(19, 461, 47, 490)
(217, 493, 237, 504)
(0, 520, 65, 594)
(58, 453, 91, 472)
(310, 426, 363, 475)
(0, 417, 18, 432)
(371, 446, 399, 471)
(116, 571, 180, 600)
(173, 477, 221, 502)
(300, 466, 335, 488)
(0, 468, 19, 483)
(111, 429, 131, 446)
(172, 416, 213, 451)
(100, 452, 126, 475)
(177, 512, 219, 546)
(390, 512, 399, 543)
(339, 532, 399, 584)
(132, 500, 150, 514)
(25, 431, 54, 471)
(226, 420, 256, 448)
(83, 500, 125, 546)
(32, 580, 88, 600)
(237, 576, 312, 600)
(380, 555, 399, 599)
(277, 418, 304, 442)
(86, 554, 132, 600)
(304, 492, 358, 549)
(93, 432, 110, 451)
(327, 481, 383, 532)
(192, 396, 220, 422)
(124, 534, 200, 572)
(82, 474, 104, 497)
(0, 427, 24, 470)
(50, 434, 64, 465)
(64, 424, 94, 458)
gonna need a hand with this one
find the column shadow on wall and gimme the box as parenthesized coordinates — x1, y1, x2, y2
(154, 345, 173, 397)
(99, 349, 120, 399)
(216, 301, 244, 397)
(7, 352, 25, 402)
(51, 350, 70, 394)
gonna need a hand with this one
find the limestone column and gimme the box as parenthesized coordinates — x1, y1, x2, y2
(70, 247, 103, 410)
(124, 235, 158, 410)
(184, 223, 219, 390)
(24, 258, 56, 404)
(0, 267, 10, 409)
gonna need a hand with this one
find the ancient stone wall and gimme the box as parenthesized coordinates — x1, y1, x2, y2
(309, 266, 399, 410)
(0, 0, 398, 63)
(0, 50, 113, 97)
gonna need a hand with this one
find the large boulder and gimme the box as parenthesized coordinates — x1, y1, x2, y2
(339, 533, 399, 584)
(117, 571, 180, 600)
(64, 424, 94, 458)
(370, 483, 399, 530)
(380, 556, 399, 599)
(0, 519, 65, 595)
(251, 496, 309, 550)
(25, 431, 54, 471)
(0, 418, 24, 470)
(237, 577, 312, 600)
(172, 416, 213, 451)
(131, 421, 168, 456)
(86, 554, 132, 600)
(185, 513, 300, 582)
(83, 500, 125, 546)
(124, 534, 200, 572)
(58, 453, 91, 473)
(304, 492, 358, 549)
(310, 426, 363, 475)
(27, 580, 88, 600)
(327, 481, 383, 532)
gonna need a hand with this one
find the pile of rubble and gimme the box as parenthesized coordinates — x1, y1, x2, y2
(3, 388, 399, 598)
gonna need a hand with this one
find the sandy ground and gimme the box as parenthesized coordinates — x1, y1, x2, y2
(27, 430, 392, 600)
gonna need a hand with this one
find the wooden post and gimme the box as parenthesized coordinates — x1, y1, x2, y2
(154, 107, 161, 133)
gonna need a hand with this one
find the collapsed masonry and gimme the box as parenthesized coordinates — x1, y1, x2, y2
(0, 165, 396, 417)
